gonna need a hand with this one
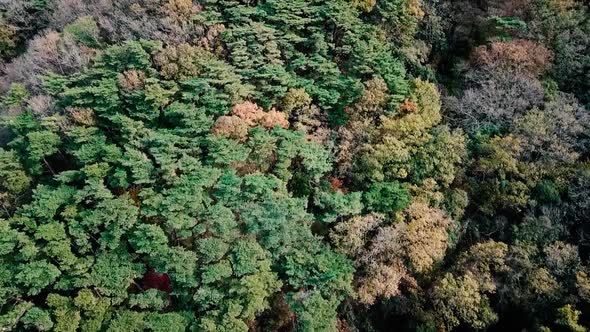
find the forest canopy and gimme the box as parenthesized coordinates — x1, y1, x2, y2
(0, 0, 589, 331)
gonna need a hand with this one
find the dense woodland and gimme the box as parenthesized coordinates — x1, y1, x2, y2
(0, 0, 589, 331)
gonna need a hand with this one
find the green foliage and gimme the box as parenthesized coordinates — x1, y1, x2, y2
(313, 187, 363, 223)
(0, 40, 354, 331)
(21, 307, 53, 331)
(16, 260, 61, 295)
(0, 149, 31, 214)
(64, 16, 101, 48)
(201, 0, 410, 114)
(288, 292, 340, 332)
(486, 16, 528, 41)
(1, 84, 29, 110)
(533, 180, 561, 204)
(364, 181, 411, 214)
(556, 304, 587, 332)
(129, 289, 168, 311)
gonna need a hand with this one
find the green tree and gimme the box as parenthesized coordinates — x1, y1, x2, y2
(0, 40, 354, 331)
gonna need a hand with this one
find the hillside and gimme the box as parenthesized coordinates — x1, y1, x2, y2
(0, 0, 589, 331)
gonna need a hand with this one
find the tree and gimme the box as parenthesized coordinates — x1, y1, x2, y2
(430, 272, 498, 330)
(332, 202, 454, 305)
(363, 181, 411, 214)
(0, 40, 355, 331)
(556, 304, 587, 332)
(0, 149, 31, 215)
